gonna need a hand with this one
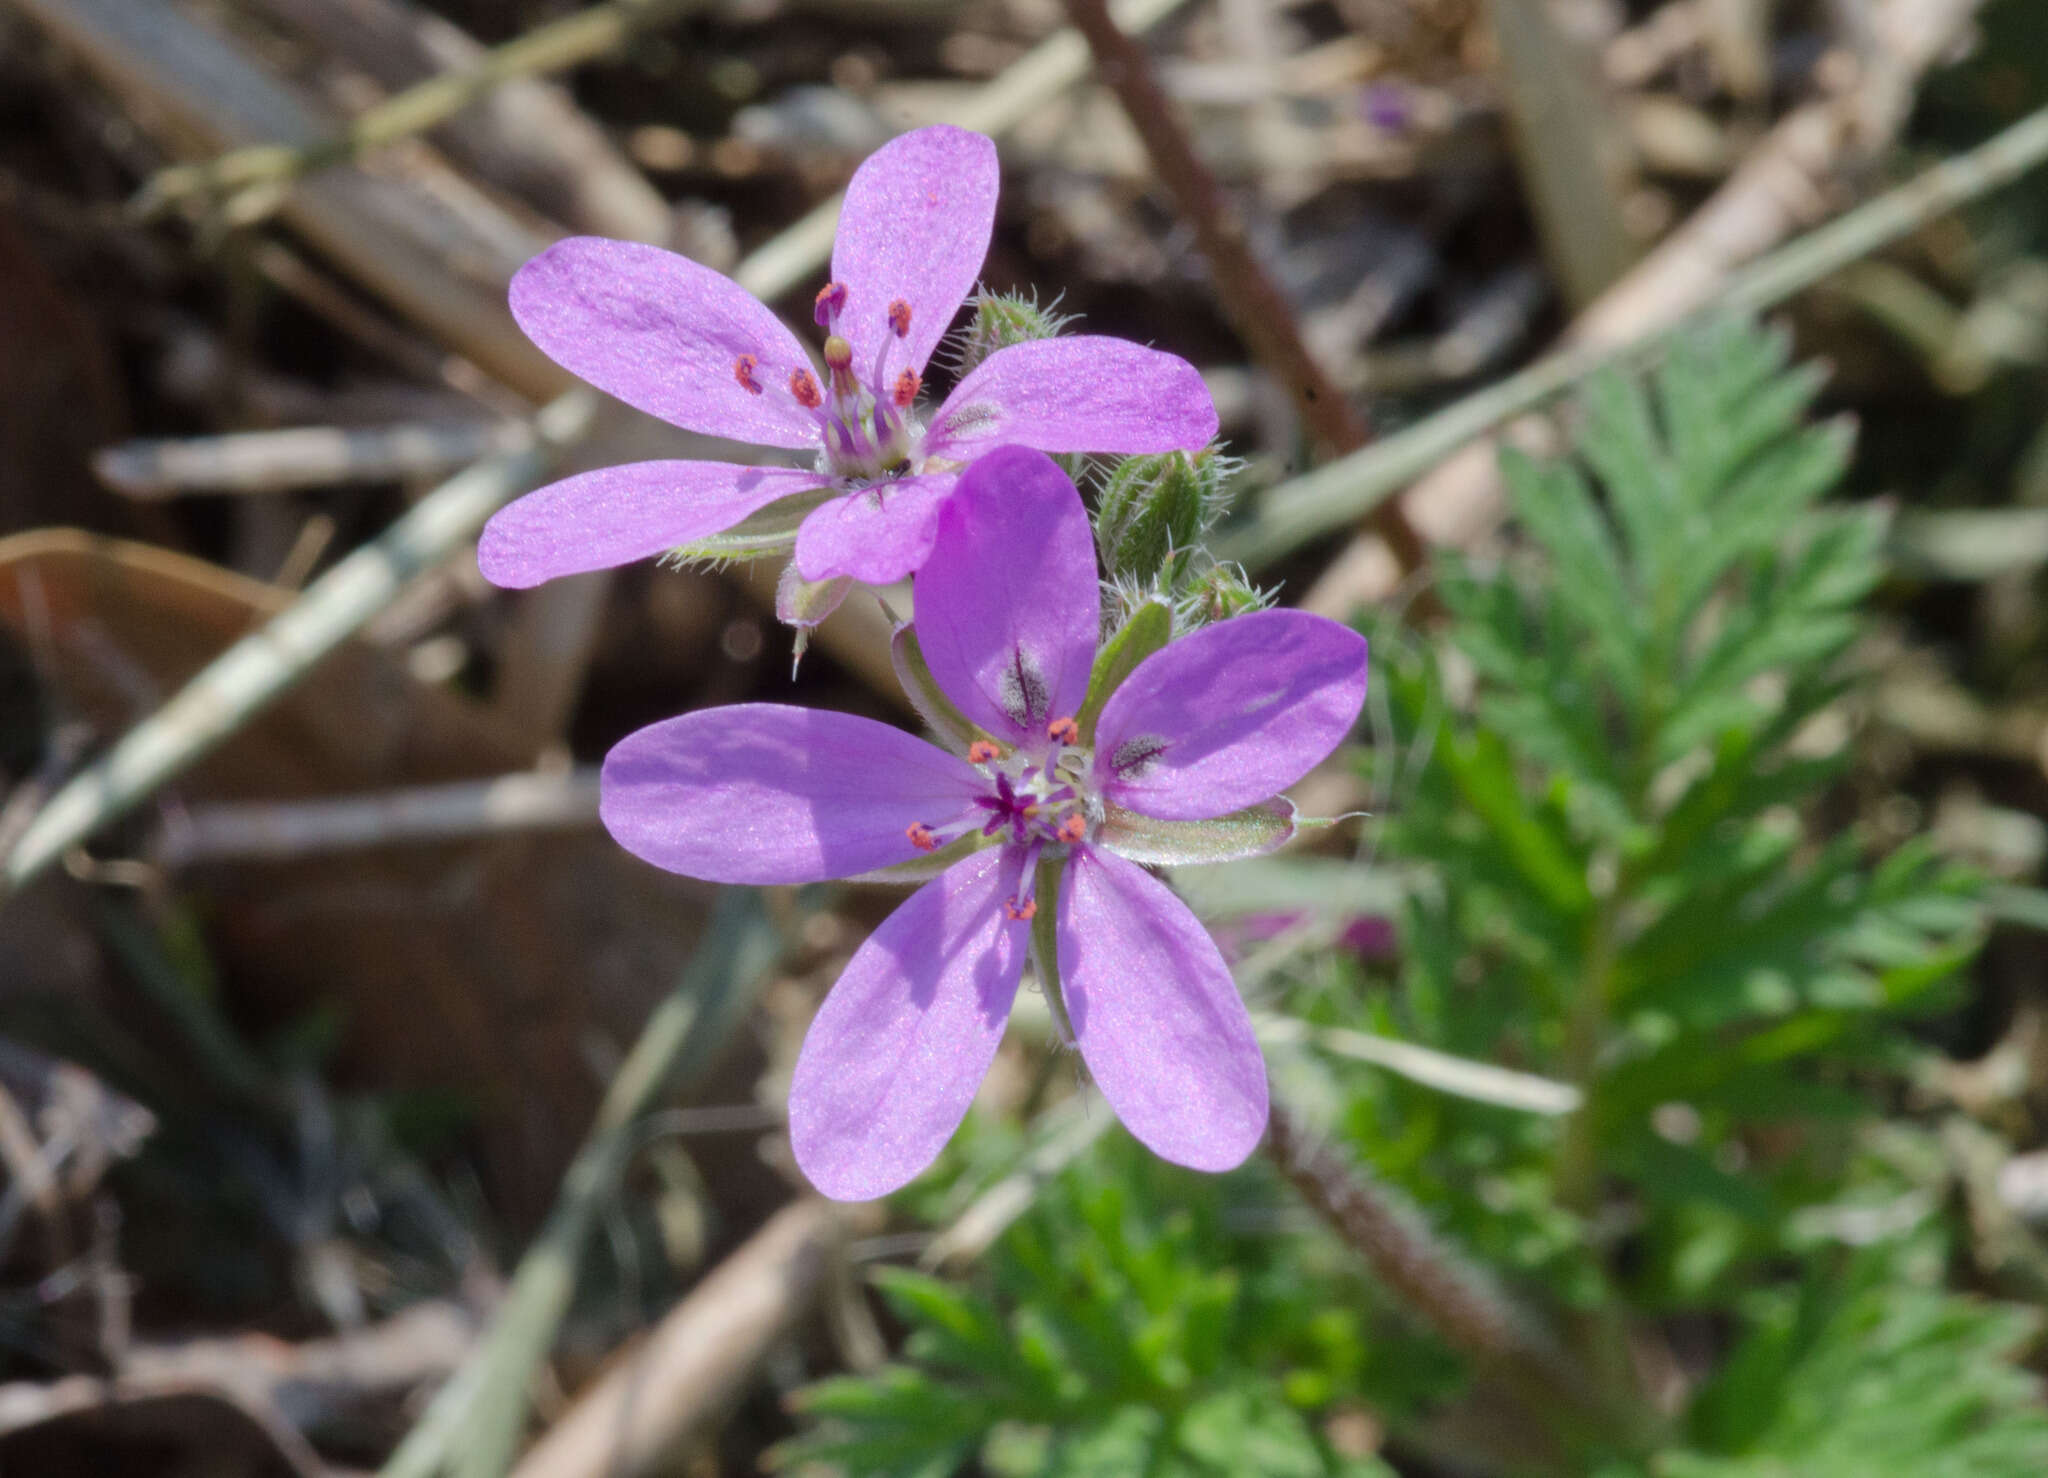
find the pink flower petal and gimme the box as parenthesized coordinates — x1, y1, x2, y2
(1057, 847, 1267, 1171)
(925, 337, 1218, 461)
(790, 847, 1029, 1200)
(832, 126, 998, 377)
(600, 704, 982, 884)
(912, 447, 1099, 745)
(511, 238, 819, 448)
(791, 471, 960, 585)
(1094, 611, 1367, 820)
(479, 461, 827, 589)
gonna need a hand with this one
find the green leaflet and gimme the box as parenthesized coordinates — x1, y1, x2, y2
(1078, 598, 1171, 743)
(1649, 1249, 2048, 1478)
(1373, 314, 1986, 1314)
(771, 1137, 1405, 1478)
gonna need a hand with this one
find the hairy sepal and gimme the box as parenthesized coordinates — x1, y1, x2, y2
(1096, 797, 1298, 866)
(667, 484, 838, 566)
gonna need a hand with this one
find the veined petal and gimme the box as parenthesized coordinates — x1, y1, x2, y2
(600, 705, 981, 884)
(1095, 611, 1367, 820)
(1057, 847, 1266, 1171)
(479, 461, 827, 589)
(791, 471, 959, 585)
(511, 238, 819, 448)
(832, 125, 998, 377)
(913, 447, 1099, 745)
(925, 337, 1218, 461)
(790, 847, 1028, 1200)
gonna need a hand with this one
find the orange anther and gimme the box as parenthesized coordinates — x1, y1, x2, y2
(906, 822, 938, 852)
(814, 281, 848, 326)
(887, 299, 913, 338)
(893, 368, 921, 407)
(1046, 715, 1080, 746)
(1056, 813, 1087, 844)
(1005, 895, 1038, 921)
(789, 368, 823, 409)
(967, 740, 1000, 765)
(733, 354, 762, 394)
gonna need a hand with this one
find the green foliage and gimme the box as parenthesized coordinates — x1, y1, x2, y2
(784, 318, 2021, 1478)
(1648, 1247, 2048, 1476)
(772, 1139, 1414, 1478)
(1364, 319, 1984, 1309)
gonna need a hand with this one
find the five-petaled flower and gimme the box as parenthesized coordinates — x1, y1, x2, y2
(598, 447, 1367, 1200)
(477, 126, 1217, 593)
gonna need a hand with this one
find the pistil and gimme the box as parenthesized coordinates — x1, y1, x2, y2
(799, 276, 923, 483)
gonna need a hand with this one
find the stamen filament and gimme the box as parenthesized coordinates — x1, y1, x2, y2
(1004, 841, 1043, 920)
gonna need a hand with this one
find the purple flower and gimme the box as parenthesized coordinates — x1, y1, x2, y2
(598, 447, 1367, 1200)
(478, 126, 1217, 592)
(1361, 81, 1414, 133)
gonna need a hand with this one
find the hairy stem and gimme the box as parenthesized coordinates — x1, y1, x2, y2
(1267, 1102, 1658, 1466)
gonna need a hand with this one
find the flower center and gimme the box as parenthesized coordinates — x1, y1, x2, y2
(905, 716, 1098, 861)
(798, 280, 923, 484)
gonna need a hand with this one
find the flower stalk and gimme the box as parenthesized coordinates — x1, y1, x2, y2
(1265, 1103, 1659, 1466)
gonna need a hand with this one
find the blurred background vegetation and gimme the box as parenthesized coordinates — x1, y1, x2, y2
(3, 0, 2048, 1474)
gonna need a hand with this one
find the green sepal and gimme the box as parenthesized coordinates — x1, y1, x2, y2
(666, 483, 837, 565)
(1029, 853, 1077, 1046)
(1078, 598, 1171, 743)
(891, 623, 998, 755)
(1095, 798, 1298, 866)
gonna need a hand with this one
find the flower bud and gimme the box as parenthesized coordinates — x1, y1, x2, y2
(953, 290, 1075, 374)
(1094, 449, 1230, 587)
(1181, 561, 1273, 627)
